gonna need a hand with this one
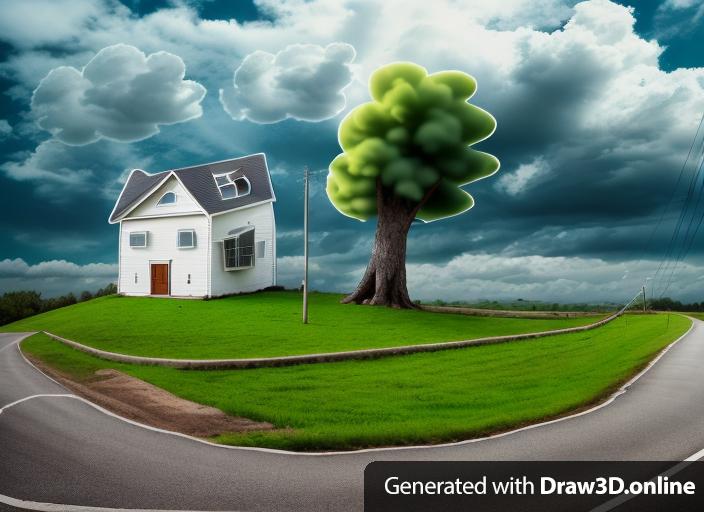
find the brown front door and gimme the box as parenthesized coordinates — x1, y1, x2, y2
(150, 263, 169, 295)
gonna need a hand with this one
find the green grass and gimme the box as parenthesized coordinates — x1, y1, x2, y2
(2, 291, 602, 359)
(686, 313, 704, 321)
(21, 313, 690, 451)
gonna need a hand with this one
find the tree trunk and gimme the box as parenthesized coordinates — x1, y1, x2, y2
(341, 192, 419, 309)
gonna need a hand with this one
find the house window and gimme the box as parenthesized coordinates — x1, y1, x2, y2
(134, 273, 138, 284)
(223, 228, 255, 270)
(213, 170, 251, 200)
(256, 240, 266, 258)
(157, 192, 176, 206)
(187, 273, 191, 284)
(177, 229, 196, 248)
(129, 231, 148, 248)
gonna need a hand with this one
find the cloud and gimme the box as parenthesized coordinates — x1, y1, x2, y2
(13, 232, 102, 254)
(219, 43, 355, 123)
(0, 0, 117, 49)
(278, 245, 704, 303)
(406, 253, 704, 303)
(0, 258, 117, 278)
(660, 0, 700, 10)
(0, 258, 118, 298)
(2, 0, 704, 302)
(0, 139, 153, 201)
(655, 0, 704, 36)
(31, 44, 206, 145)
(496, 157, 549, 196)
(276, 255, 318, 286)
(0, 120, 12, 138)
(357, 0, 704, 262)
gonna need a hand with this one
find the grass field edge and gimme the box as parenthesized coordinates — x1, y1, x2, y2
(38, 306, 622, 369)
(18, 315, 695, 454)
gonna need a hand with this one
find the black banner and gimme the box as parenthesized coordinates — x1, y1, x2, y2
(364, 461, 704, 511)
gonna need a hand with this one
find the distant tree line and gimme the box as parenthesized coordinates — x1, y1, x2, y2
(423, 297, 704, 313)
(647, 297, 704, 312)
(0, 283, 117, 326)
(423, 299, 618, 313)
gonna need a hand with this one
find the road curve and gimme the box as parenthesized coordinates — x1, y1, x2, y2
(2, 320, 704, 511)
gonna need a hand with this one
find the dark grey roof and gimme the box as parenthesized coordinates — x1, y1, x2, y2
(109, 170, 165, 222)
(109, 154, 275, 223)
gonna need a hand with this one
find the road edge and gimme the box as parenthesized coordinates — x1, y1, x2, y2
(1, 319, 699, 512)
(14, 316, 696, 456)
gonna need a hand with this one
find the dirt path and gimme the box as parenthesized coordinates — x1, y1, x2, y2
(26, 355, 274, 437)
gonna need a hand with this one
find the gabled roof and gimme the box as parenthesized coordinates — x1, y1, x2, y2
(109, 153, 275, 223)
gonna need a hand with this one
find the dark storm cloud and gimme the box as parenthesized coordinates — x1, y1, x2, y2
(266, 33, 704, 282)
(2, 0, 704, 302)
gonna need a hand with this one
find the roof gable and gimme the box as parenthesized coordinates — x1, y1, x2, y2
(109, 169, 166, 223)
(109, 154, 275, 223)
(125, 175, 203, 219)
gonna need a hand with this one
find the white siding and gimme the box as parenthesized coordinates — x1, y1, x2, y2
(210, 202, 276, 296)
(119, 214, 209, 297)
(128, 176, 202, 218)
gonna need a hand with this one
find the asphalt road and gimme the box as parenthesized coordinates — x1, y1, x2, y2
(1, 321, 704, 511)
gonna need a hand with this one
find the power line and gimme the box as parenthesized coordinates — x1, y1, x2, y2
(648, 112, 704, 297)
(641, 112, 704, 278)
(618, 111, 704, 306)
(654, 137, 704, 283)
(654, 138, 704, 296)
(657, 143, 704, 297)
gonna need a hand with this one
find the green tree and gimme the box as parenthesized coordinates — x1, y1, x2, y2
(0, 291, 42, 325)
(326, 62, 499, 307)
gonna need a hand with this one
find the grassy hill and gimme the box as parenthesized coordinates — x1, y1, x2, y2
(2, 291, 603, 358)
(22, 313, 690, 450)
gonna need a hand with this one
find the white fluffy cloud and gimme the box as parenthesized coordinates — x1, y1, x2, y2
(0, 258, 117, 278)
(406, 253, 704, 303)
(31, 44, 206, 145)
(219, 43, 355, 123)
(0, 258, 118, 297)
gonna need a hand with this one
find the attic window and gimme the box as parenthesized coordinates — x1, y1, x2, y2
(157, 192, 176, 206)
(213, 170, 251, 200)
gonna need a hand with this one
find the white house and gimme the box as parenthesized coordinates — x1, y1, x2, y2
(109, 154, 276, 298)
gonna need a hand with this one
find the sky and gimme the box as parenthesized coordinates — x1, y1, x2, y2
(1, 0, 703, 303)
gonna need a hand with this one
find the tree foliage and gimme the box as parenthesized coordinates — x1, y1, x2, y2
(648, 297, 704, 312)
(326, 62, 499, 222)
(0, 282, 117, 326)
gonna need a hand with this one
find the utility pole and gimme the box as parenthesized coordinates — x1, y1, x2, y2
(303, 166, 309, 324)
(642, 284, 647, 313)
